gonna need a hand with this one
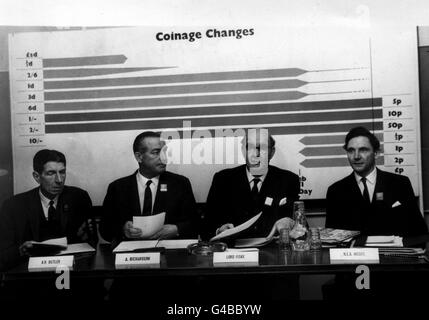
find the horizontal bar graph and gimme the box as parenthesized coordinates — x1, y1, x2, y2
(43, 54, 129, 67)
(43, 67, 309, 89)
(11, 26, 419, 203)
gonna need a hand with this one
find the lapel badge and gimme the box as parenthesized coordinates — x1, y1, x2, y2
(375, 192, 383, 201)
(264, 197, 273, 206)
(160, 184, 168, 192)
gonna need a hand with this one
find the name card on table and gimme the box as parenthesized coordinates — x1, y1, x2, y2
(329, 248, 380, 264)
(213, 251, 259, 267)
(28, 255, 74, 272)
(115, 253, 160, 269)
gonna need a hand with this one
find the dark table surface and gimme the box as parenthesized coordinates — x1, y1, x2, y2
(3, 238, 429, 281)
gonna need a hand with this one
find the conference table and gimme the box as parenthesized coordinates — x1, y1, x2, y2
(2, 236, 429, 307)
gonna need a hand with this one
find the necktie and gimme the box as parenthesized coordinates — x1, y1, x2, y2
(251, 177, 261, 200)
(361, 177, 371, 204)
(142, 180, 153, 215)
(48, 200, 56, 221)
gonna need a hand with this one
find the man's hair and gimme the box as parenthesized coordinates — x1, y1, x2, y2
(33, 149, 66, 173)
(133, 131, 161, 153)
(243, 128, 276, 149)
(343, 126, 380, 151)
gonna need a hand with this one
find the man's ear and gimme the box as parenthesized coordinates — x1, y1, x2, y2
(134, 152, 142, 164)
(268, 146, 276, 161)
(32, 171, 40, 184)
(374, 150, 379, 159)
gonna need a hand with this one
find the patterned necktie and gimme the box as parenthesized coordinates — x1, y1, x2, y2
(48, 200, 56, 221)
(142, 180, 153, 215)
(361, 177, 371, 204)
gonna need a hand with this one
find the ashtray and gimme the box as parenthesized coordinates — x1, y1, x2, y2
(187, 241, 227, 256)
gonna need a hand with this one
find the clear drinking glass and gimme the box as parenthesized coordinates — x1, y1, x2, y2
(310, 227, 322, 250)
(278, 227, 291, 250)
(290, 201, 310, 251)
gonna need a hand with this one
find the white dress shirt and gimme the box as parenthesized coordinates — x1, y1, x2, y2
(39, 189, 58, 219)
(354, 167, 377, 203)
(246, 168, 267, 192)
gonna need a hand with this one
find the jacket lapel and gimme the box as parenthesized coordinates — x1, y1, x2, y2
(373, 168, 385, 201)
(131, 172, 142, 215)
(153, 174, 165, 214)
(259, 166, 275, 201)
(27, 188, 43, 240)
(57, 188, 70, 233)
(346, 173, 368, 206)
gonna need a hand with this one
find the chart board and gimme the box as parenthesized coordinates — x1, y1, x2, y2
(8, 26, 419, 204)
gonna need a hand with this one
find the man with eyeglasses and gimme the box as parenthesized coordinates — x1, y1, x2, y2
(204, 128, 300, 239)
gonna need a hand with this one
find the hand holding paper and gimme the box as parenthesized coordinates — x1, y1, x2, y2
(234, 217, 292, 248)
(123, 221, 143, 239)
(149, 224, 178, 239)
(132, 212, 166, 239)
(210, 212, 262, 241)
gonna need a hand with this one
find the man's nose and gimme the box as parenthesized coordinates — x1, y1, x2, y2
(353, 151, 361, 159)
(55, 173, 64, 183)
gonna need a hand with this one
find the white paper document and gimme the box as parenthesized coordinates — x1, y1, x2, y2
(30, 237, 68, 249)
(133, 212, 166, 238)
(57, 243, 96, 255)
(113, 239, 198, 253)
(365, 235, 403, 247)
(210, 212, 262, 241)
(234, 222, 278, 248)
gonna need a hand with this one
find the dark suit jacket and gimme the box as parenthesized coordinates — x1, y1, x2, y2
(100, 170, 199, 242)
(326, 169, 428, 236)
(0, 186, 93, 271)
(203, 165, 300, 239)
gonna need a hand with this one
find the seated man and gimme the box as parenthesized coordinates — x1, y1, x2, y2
(100, 131, 199, 243)
(0, 149, 94, 271)
(326, 126, 427, 236)
(204, 128, 299, 239)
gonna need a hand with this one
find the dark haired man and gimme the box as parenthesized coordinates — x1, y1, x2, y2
(325, 126, 427, 236)
(100, 131, 198, 243)
(204, 128, 299, 239)
(0, 149, 94, 270)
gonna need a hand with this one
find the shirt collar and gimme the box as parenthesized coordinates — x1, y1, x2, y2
(39, 188, 59, 208)
(246, 167, 267, 184)
(136, 171, 159, 188)
(354, 167, 377, 185)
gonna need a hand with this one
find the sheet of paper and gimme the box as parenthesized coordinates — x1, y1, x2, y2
(227, 248, 259, 252)
(113, 239, 198, 252)
(159, 239, 198, 249)
(366, 235, 395, 243)
(31, 237, 68, 248)
(57, 243, 95, 255)
(234, 237, 274, 248)
(232, 216, 280, 248)
(133, 212, 165, 238)
(366, 236, 403, 247)
(210, 212, 262, 241)
(113, 240, 159, 253)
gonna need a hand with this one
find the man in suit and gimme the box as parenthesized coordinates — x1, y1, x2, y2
(204, 128, 300, 239)
(326, 126, 427, 236)
(100, 131, 198, 243)
(0, 149, 94, 271)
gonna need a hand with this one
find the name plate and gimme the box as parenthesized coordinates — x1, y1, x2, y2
(213, 251, 259, 266)
(115, 253, 160, 269)
(329, 248, 379, 263)
(28, 255, 74, 272)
